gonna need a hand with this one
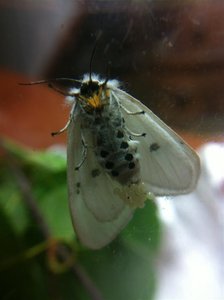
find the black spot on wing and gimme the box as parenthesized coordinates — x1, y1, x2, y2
(150, 143, 160, 152)
(76, 182, 81, 194)
(91, 169, 101, 177)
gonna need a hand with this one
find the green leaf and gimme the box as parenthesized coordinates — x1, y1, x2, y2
(78, 200, 160, 300)
(0, 139, 161, 300)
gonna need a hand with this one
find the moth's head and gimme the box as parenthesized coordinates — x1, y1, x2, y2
(80, 80, 100, 98)
(78, 77, 110, 112)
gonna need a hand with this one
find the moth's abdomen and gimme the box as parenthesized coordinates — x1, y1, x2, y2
(96, 128, 141, 185)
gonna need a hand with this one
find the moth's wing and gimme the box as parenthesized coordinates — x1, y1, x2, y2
(67, 111, 133, 249)
(69, 116, 129, 223)
(110, 88, 200, 196)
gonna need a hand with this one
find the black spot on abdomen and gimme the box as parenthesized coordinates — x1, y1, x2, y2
(111, 170, 119, 177)
(128, 162, 135, 169)
(125, 153, 133, 161)
(94, 116, 140, 184)
(117, 130, 124, 138)
(105, 161, 114, 169)
(100, 150, 109, 158)
(120, 141, 129, 149)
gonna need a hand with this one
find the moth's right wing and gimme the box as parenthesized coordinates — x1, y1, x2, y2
(110, 87, 200, 196)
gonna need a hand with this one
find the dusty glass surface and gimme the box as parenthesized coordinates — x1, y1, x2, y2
(0, 1, 223, 300)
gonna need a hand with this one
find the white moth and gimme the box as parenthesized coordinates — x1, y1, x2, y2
(48, 74, 200, 249)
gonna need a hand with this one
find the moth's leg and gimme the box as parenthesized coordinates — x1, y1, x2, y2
(75, 135, 88, 171)
(51, 103, 76, 136)
(120, 103, 145, 115)
(125, 126, 146, 138)
(119, 110, 145, 138)
(119, 103, 146, 137)
(51, 118, 71, 136)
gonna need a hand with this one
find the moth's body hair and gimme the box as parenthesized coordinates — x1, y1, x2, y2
(72, 77, 141, 185)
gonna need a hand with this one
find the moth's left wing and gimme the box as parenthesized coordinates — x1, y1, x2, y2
(67, 111, 133, 249)
(110, 87, 200, 196)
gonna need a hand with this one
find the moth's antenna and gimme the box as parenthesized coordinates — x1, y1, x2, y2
(19, 78, 82, 86)
(103, 61, 111, 85)
(19, 78, 81, 96)
(89, 30, 103, 82)
(89, 43, 97, 82)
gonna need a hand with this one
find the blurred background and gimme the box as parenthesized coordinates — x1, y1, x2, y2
(0, 1, 223, 300)
(1, 0, 224, 148)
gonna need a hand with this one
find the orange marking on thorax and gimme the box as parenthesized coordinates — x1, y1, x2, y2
(87, 93, 102, 108)
(87, 86, 110, 109)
